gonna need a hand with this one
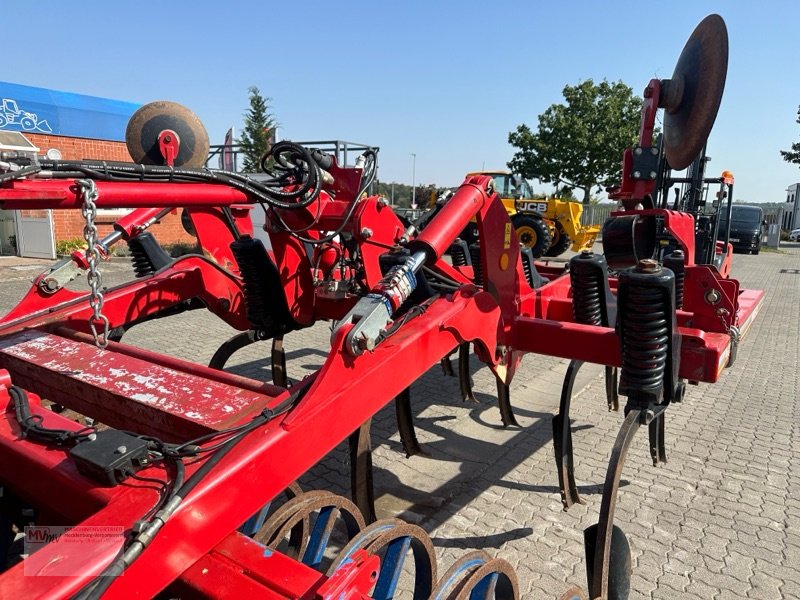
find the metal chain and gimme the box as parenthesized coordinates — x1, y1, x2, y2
(78, 179, 110, 348)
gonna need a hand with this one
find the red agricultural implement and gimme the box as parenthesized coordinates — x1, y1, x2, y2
(0, 14, 762, 600)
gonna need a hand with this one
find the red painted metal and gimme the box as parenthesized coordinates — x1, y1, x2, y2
(0, 132, 765, 597)
(607, 79, 661, 209)
(158, 129, 179, 166)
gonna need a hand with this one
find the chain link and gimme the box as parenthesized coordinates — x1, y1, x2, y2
(78, 179, 110, 348)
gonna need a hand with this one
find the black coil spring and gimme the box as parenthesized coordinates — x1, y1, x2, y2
(127, 237, 155, 278)
(520, 248, 534, 288)
(230, 237, 272, 328)
(468, 243, 482, 285)
(570, 263, 604, 326)
(619, 286, 669, 393)
(663, 253, 685, 309)
(448, 240, 470, 267)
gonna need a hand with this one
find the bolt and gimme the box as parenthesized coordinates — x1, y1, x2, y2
(670, 249, 685, 258)
(649, 171, 657, 179)
(356, 332, 375, 352)
(41, 278, 58, 292)
(704, 289, 721, 305)
(115, 445, 128, 454)
(360, 227, 373, 239)
(651, 147, 659, 156)
(635, 259, 660, 273)
(634, 147, 643, 155)
(580, 249, 594, 257)
(633, 170, 641, 179)
(164, 135, 172, 143)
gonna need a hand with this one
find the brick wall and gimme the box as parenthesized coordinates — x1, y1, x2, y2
(23, 133, 194, 246)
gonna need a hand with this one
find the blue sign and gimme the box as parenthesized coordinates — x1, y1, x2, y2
(0, 82, 140, 142)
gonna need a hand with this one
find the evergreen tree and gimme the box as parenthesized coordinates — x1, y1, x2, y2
(238, 86, 278, 172)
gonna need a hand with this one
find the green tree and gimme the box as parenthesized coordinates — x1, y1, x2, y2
(508, 79, 643, 204)
(780, 106, 800, 166)
(238, 86, 278, 172)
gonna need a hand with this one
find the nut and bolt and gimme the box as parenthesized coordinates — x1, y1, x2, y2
(633, 170, 642, 179)
(115, 445, 128, 454)
(704, 289, 721, 304)
(360, 227, 373, 239)
(635, 259, 660, 273)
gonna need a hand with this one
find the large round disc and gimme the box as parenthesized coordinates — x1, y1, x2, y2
(126, 101, 209, 168)
(663, 14, 728, 170)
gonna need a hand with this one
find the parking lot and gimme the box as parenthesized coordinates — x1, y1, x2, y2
(1, 243, 799, 599)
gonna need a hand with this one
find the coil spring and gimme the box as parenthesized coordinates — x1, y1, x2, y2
(520, 247, 535, 288)
(619, 284, 669, 394)
(663, 251, 685, 309)
(230, 237, 273, 329)
(448, 240, 470, 267)
(127, 237, 155, 278)
(468, 242, 482, 285)
(569, 254, 605, 326)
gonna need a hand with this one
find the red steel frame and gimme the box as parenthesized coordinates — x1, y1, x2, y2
(0, 143, 763, 597)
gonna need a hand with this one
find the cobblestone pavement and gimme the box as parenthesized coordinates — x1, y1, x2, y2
(1, 244, 798, 599)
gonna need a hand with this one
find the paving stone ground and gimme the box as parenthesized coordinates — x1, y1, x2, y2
(1, 243, 798, 598)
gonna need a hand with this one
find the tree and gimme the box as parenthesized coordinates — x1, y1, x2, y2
(508, 79, 643, 203)
(780, 106, 800, 167)
(238, 86, 278, 172)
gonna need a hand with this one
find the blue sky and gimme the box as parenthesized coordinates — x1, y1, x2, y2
(4, 1, 799, 203)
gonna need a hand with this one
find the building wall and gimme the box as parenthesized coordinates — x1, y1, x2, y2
(23, 133, 195, 247)
(785, 183, 800, 232)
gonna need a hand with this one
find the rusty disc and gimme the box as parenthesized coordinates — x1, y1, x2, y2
(327, 518, 437, 600)
(662, 14, 728, 170)
(125, 100, 209, 167)
(256, 490, 365, 566)
(430, 550, 519, 599)
(557, 586, 588, 600)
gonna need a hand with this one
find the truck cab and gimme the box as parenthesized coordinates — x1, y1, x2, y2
(718, 205, 765, 255)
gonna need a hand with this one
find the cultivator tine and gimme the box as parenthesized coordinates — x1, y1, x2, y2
(458, 342, 478, 403)
(552, 359, 585, 510)
(648, 413, 667, 466)
(349, 420, 377, 523)
(605, 366, 619, 411)
(271, 335, 288, 387)
(441, 350, 456, 377)
(208, 329, 259, 370)
(395, 387, 426, 458)
(586, 409, 639, 600)
(496, 375, 519, 427)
